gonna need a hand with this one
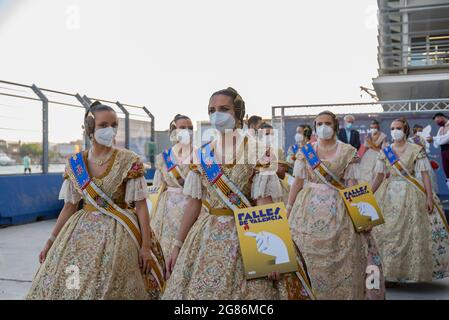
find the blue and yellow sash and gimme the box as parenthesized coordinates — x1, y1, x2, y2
(383, 146, 449, 232)
(198, 142, 315, 300)
(198, 142, 252, 211)
(68, 152, 166, 291)
(300, 143, 345, 189)
(292, 144, 299, 155)
(162, 147, 185, 185)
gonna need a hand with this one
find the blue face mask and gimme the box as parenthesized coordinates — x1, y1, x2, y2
(345, 123, 353, 130)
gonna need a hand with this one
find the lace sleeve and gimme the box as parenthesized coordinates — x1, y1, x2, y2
(293, 159, 307, 179)
(415, 149, 432, 173)
(374, 153, 387, 174)
(344, 161, 360, 180)
(58, 178, 82, 205)
(183, 169, 205, 200)
(251, 171, 283, 200)
(125, 176, 149, 204)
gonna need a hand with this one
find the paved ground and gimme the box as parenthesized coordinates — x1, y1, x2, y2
(0, 220, 448, 300)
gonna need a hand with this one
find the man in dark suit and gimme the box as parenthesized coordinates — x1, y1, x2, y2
(337, 115, 361, 150)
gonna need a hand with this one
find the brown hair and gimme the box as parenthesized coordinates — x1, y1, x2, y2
(370, 119, 380, 129)
(313, 111, 339, 133)
(169, 114, 191, 133)
(298, 124, 313, 140)
(392, 117, 410, 138)
(210, 87, 246, 128)
(83, 101, 116, 139)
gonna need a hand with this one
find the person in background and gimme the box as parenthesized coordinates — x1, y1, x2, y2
(286, 125, 313, 165)
(150, 114, 202, 261)
(275, 148, 293, 206)
(23, 153, 31, 174)
(371, 117, 449, 284)
(410, 124, 439, 193)
(359, 120, 387, 184)
(427, 113, 449, 191)
(287, 110, 385, 299)
(246, 115, 262, 138)
(338, 115, 361, 150)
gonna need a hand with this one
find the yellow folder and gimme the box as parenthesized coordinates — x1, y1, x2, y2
(233, 202, 298, 280)
(147, 185, 165, 219)
(338, 182, 385, 232)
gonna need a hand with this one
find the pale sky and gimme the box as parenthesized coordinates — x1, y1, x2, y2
(0, 0, 380, 143)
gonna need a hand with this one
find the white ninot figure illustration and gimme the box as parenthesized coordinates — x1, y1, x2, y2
(245, 231, 290, 265)
(351, 202, 380, 221)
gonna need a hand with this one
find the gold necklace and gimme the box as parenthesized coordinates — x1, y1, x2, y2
(88, 148, 114, 166)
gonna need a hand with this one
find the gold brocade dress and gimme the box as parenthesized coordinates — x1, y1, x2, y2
(150, 151, 194, 261)
(373, 142, 449, 282)
(359, 133, 387, 184)
(289, 141, 385, 300)
(162, 138, 311, 300)
(26, 149, 163, 300)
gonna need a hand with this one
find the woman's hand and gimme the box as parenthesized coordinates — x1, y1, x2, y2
(139, 245, 155, 275)
(165, 246, 180, 279)
(39, 240, 53, 263)
(267, 271, 281, 281)
(427, 196, 434, 214)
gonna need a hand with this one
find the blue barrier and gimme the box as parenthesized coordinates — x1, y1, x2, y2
(0, 169, 156, 226)
(0, 173, 64, 226)
(145, 168, 156, 182)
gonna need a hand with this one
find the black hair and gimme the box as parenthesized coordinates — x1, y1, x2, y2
(169, 114, 191, 133)
(433, 112, 447, 120)
(260, 122, 273, 130)
(84, 101, 116, 138)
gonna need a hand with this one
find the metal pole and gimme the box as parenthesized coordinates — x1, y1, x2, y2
(31, 84, 49, 174)
(281, 107, 285, 152)
(75, 93, 92, 150)
(116, 102, 129, 149)
(82, 95, 92, 106)
(142, 106, 155, 166)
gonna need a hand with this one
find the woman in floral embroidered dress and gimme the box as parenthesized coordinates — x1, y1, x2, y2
(371, 118, 449, 283)
(162, 87, 313, 300)
(286, 111, 385, 300)
(151, 114, 201, 260)
(27, 101, 164, 300)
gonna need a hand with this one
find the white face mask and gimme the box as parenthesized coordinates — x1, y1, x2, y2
(391, 129, 405, 141)
(210, 112, 236, 133)
(370, 128, 378, 135)
(295, 133, 304, 143)
(94, 127, 117, 147)
(177, 129, 192, 145)
(316, 125, 334, 140)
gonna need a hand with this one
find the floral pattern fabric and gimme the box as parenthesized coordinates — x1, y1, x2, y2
(289, 141, 385, 300)
(373, 142, 449, 282)
(27, 149, 162, 300)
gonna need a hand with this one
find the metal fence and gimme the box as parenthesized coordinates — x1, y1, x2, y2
(271, 98, 449, 197)
(0, 80, 155, 175)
